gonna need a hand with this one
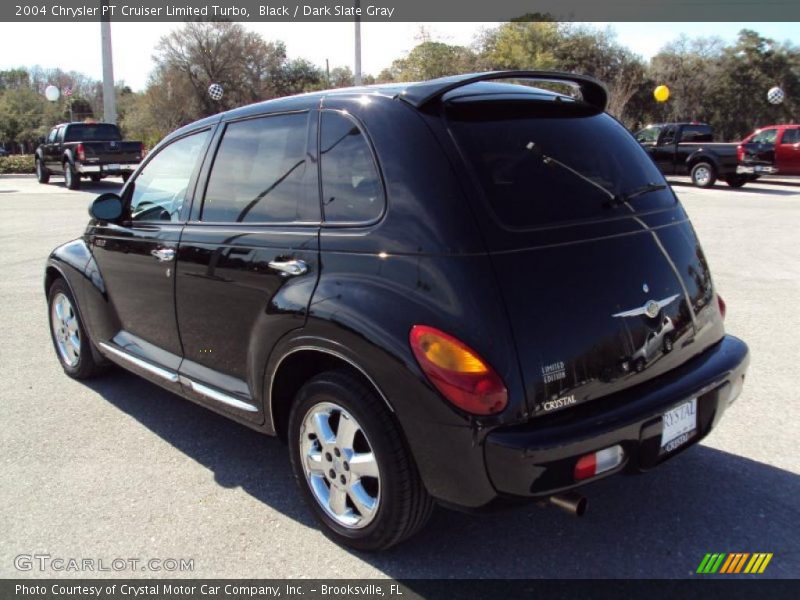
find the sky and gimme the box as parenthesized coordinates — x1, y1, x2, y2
(0, 22, 797, 92)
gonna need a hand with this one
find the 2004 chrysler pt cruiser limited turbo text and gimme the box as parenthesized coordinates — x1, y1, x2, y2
(44, 71, 749, 550)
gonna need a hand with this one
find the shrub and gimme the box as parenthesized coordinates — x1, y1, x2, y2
(0, 154, 36, 174)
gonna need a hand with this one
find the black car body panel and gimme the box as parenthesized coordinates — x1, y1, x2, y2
(45, 72, 749, 514)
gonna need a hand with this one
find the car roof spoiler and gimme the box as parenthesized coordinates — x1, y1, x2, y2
(397, 70, 608, 112)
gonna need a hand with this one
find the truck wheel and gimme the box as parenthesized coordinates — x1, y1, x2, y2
(35, 158, 50, 184)
(288, 370, 434, 551)
(725, 176, 747, 188)
(64, 162, 81, 190)
(690, 162, 717, 188)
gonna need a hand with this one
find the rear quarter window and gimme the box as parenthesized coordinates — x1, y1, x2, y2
(447, 101, 675, 230)
(320, 111, 384, 224)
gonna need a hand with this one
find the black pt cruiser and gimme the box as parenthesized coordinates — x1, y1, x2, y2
(45, 71, 749, 550)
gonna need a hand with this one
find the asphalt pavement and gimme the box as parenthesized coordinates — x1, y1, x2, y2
(1, 173, 798, 578)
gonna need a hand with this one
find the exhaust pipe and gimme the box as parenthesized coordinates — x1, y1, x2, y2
(546, 491, 587, 517)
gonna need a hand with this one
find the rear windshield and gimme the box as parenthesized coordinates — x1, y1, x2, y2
(448, 102, 675, 229)
(64, 124, 121, 142)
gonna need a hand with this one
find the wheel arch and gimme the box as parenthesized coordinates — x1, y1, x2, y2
(686, 151, 720, 172)
(267, 345, 394, 441)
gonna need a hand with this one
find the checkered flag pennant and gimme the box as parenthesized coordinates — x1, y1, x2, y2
(64, 86, 73, 97)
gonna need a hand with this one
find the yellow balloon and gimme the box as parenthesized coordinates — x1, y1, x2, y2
(654, 85, 670, 103)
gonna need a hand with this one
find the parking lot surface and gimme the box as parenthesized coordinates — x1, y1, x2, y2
(1, 174, 798, 578)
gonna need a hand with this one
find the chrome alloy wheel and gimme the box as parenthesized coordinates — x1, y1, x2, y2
(299, 402, 381, 529)
(694, 166, 711, 186)
(51, 292, 80, 367)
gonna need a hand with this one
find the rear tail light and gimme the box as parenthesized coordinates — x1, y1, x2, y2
(76, 143, 85, 162)
(409, 325, 508, 415)
(736, 144, 744, 162)
(574, 445, 625, 481)
(717, 294, 726, 320)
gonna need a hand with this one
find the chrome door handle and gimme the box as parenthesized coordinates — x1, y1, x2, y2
(268, 258, 308, 276)
(151, 247, 176, 262)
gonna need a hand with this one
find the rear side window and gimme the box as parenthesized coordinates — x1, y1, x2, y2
(202, 113, 318, 223)
(781, 129, 799, 144)
(64, 124, 121, 142)
(320, 111, 384, 223)
(680, 125, 713, 142)
(448, 102, 675, 230)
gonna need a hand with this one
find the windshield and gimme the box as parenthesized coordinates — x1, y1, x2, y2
(448, 102, 675, 229)
(65, 124, 122, 142)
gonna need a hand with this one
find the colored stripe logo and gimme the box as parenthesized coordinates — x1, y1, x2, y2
(696, 553, 773, 574)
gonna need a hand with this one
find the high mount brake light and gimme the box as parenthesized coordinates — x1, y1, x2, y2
(409, 325, 508, 416)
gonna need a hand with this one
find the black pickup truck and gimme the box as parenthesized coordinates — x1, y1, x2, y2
(35, 122, 143, 190)
(634, 123, 749, 188)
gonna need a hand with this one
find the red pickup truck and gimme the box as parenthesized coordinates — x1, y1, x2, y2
(737, 124, 800, 176)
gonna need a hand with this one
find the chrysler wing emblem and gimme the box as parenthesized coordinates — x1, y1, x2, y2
(612, 294, 680, 319)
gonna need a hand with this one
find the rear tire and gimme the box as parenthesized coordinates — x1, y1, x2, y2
(690, 162, 717, 188)
(288, 370, 434, 551)
(725, 176, 747, 188)
(64, 162, 81, 190)
(47, 279, 102, 379)
(35, 158, 50, 184)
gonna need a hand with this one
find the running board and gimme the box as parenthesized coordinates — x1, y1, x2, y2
(98, 342, 179, 383)
(98, 342, 259, 414)
(180, 376, 259, 413)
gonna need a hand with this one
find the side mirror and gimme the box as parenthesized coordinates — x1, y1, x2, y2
(89, 193, 123, 222)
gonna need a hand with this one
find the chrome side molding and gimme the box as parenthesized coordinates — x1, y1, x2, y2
(181, 377, 259, 413)
(98, 342, 179, 383)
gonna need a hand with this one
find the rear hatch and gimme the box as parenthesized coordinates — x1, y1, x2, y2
(446, 96, 725, 416)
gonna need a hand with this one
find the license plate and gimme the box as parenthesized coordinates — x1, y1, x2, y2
(661, 398, 697, 453)
(755, 166, 768, 172)
(105, 163, 120, 171)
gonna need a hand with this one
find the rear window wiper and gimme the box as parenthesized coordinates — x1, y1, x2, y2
(526, 142, 616, 203)
(619, 182, 667, 203)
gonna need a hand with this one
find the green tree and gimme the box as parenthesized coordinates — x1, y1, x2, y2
(380, 41, 477, 82)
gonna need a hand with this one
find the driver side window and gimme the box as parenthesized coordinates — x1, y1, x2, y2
(129, 130, 209, 222)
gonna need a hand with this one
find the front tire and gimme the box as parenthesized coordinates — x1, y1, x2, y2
(288, 370, 433, 551)
(47, 279, 102, 379)
(36, 158, 50, 184)
(691, 162, 717, 188)
(64, 162, 81, 190)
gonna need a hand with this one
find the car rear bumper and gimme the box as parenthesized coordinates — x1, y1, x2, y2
(484, 335, 749, 499)
(77, 162, 138, 174)
(737, 165, 778, 174)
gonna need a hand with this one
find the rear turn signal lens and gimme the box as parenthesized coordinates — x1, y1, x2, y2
(717, 294, 726, 320)
(409, 325, 508, 415)
(76, 143, 85, 162)
(574, 445, 625, 481)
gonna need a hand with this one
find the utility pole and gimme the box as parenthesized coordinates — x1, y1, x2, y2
(101, 3, 117, 124)
(354, 0, 362, 85)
